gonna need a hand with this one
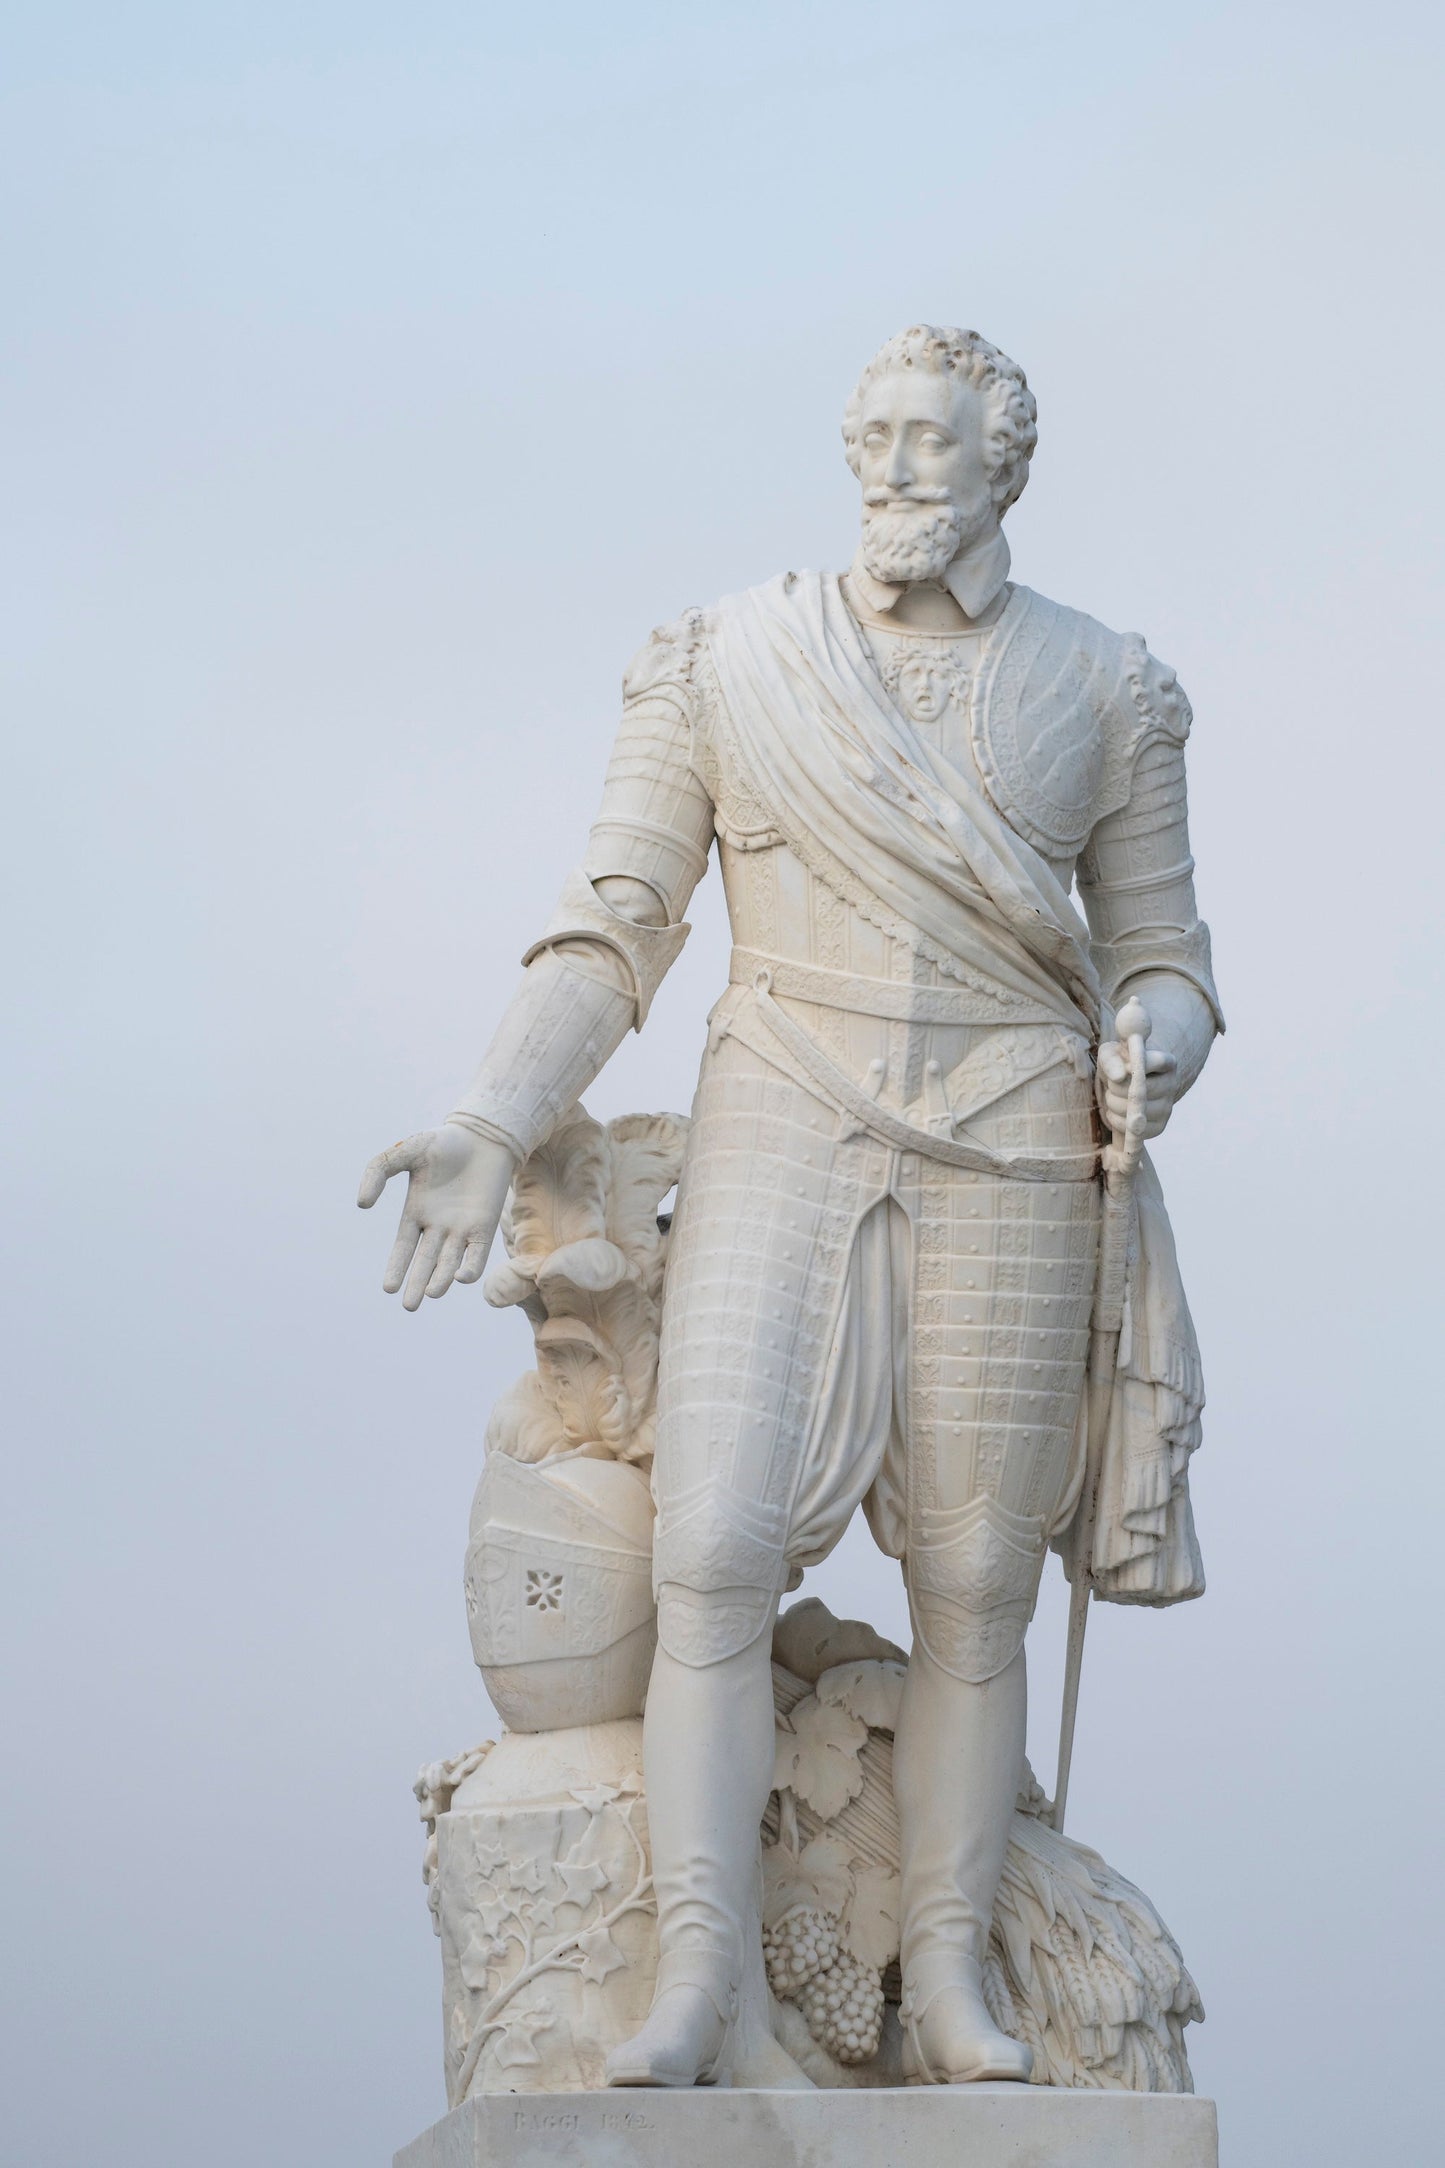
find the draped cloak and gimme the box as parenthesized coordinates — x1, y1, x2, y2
(704, 571, 1206, 1605)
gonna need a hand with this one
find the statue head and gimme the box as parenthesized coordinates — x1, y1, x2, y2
(842, 325, 1037, 588)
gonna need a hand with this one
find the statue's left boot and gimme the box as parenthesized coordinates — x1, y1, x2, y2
(899, 1950, 1033, 2083)
(892, 1635, 1033, 2085)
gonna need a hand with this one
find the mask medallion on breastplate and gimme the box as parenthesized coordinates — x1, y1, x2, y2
(875, 641, 973, 728)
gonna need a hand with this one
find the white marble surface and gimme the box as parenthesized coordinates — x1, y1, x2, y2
(394, 2085, 1219, 2168)
(370, 324, 1221, 2098)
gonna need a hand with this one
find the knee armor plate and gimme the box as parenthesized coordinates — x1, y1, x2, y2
(905, 1495, 1048, 1684)
(652, 1478, 790, 1666)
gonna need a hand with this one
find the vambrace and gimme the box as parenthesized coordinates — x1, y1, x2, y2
(1090, 919, 1224, 1032)
(521, 867, 690, 1028)
(904, 1497, 1049, 1685)
(447, 946, 635, 1164)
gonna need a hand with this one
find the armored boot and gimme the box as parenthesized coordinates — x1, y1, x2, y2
(893, 1637, 1033, 2085)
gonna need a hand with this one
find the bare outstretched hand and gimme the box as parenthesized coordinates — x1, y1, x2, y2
(357, 1124, 516, 1310)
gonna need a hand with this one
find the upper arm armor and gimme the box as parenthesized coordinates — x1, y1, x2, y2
(523, 615, 716, 1028)
(1077, 655, 1223, 1030)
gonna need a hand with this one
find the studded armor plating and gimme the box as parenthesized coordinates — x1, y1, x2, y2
(652, 1025, 1099, 1679)
(457, 570, 1218, 1647)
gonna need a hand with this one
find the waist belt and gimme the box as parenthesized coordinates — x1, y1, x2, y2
(735, 972, 1098, 1185)
(728, 946, 1056, 1027)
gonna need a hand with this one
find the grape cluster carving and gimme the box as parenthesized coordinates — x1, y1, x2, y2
(762, 1905, 884, 2064)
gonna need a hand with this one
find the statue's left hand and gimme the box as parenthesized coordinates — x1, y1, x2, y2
(1096, 1039, 1178, 1142)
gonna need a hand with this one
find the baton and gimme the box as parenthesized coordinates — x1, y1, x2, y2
(1050, 994, 1151, 1834)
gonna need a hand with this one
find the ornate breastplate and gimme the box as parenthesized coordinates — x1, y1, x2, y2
(857, 589, 1144, 860)
(969, 586, 1137, 856)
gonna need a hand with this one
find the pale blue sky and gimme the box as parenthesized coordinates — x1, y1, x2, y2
(3, 6, 1442, 2164)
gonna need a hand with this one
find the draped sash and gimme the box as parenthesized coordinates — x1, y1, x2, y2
(707, 572, 1102, 1032)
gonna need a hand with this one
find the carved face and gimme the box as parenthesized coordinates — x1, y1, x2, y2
(855, 368, 996, 586)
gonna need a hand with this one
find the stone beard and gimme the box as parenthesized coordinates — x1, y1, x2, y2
(859, 494, 966, 585)
(369, 324, 1221, 2103)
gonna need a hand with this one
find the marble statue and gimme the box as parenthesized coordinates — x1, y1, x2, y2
(362, 325, 1221, 2114)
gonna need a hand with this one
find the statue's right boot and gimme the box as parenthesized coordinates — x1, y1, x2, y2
(604, 1950, 736, 2087)
(606, 1604, 778, 2089)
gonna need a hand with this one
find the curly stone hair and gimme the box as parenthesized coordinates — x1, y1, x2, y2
(842, 324, 1038, 514)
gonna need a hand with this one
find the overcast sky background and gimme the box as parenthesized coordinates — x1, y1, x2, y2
(4, 4, 1443, 2163)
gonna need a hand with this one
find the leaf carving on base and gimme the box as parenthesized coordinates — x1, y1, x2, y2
(814, 1657, 907, 1734)
(491, 2013, 554, 2069)
(555, 1856, 610, 1907)
(574, 1928, 627, 1986)
(841, 1861, 902, 1972)
(772, 1694, 868, 1821)
(761, 1832, 854, 1926)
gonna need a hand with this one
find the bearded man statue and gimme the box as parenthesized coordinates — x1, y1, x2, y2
(361, 325, 1222, 2090)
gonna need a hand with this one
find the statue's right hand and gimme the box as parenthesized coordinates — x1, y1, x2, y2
(357, 1124, 517, 1311)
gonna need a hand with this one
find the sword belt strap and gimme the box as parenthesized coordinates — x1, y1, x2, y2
(739, 971, 1098, 1185)
(728, 945, 1056, 1028)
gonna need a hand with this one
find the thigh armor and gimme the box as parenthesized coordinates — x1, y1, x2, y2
(651, 1025, 1100, 1680)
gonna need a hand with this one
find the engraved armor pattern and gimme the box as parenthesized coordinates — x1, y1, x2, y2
(522, 866, 690, 1026)
(465, 1453, 656, 1669)
(650, 1029, 1099, 1678)
(968, 588, 1111, 853)
(463, 577, 1218, 1181)
(906, 1491, 1049, 1680)
(458, 574, 1217, 1669)
(650, 1476, 792, 1596)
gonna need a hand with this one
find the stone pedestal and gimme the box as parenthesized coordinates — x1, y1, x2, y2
(395, 2086, 1219, 2167)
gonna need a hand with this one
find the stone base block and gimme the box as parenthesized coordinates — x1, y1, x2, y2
(395, 2085, 1218, 2167)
